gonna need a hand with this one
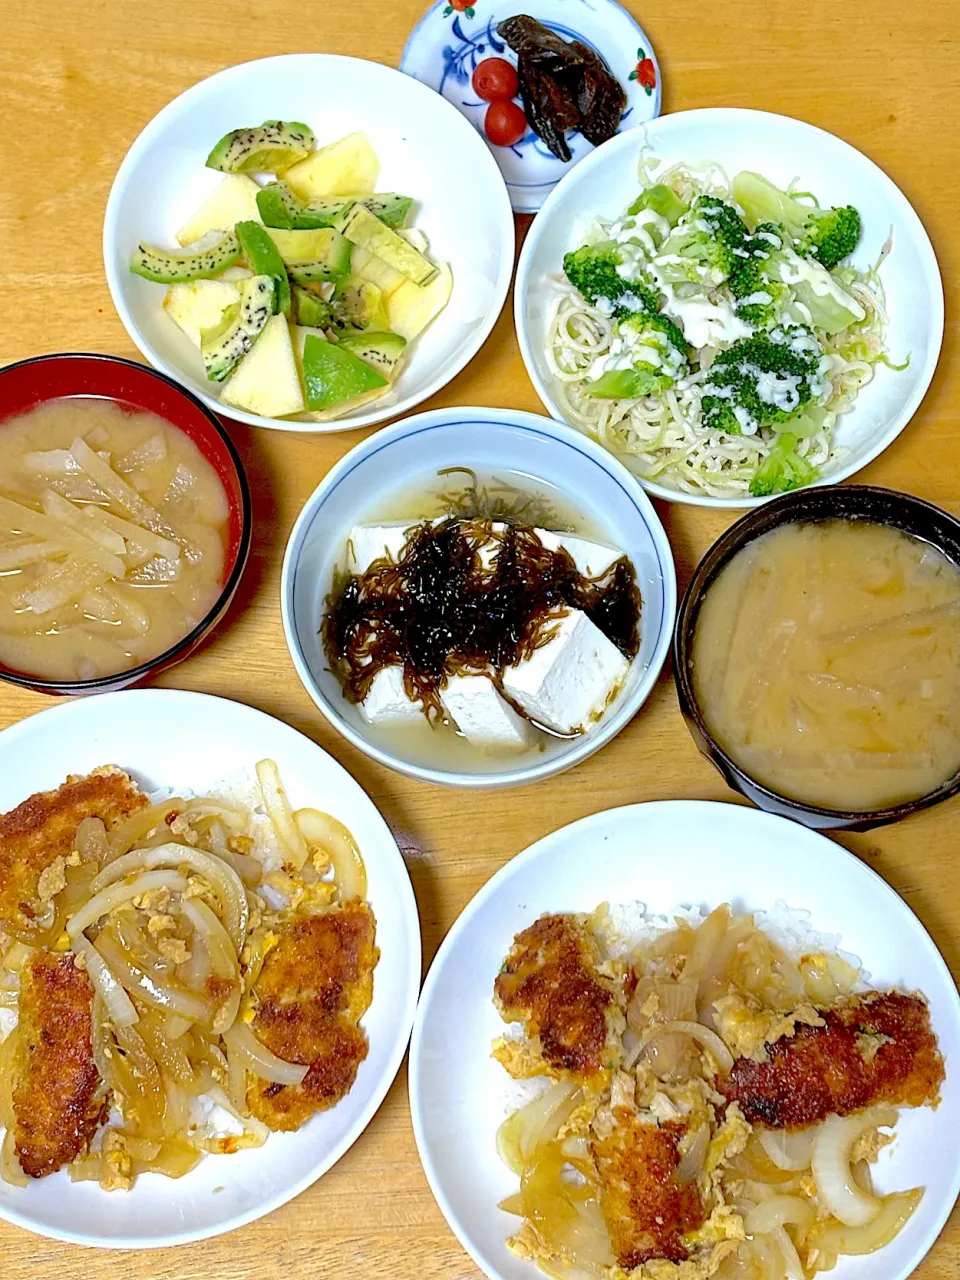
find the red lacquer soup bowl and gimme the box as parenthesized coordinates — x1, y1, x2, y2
(0, 353, 251, 695)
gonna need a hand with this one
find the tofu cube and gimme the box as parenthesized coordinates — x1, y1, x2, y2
(346, 523, 420, 575)
(502, 609, 629, 734)
(440, 674, 535, 749)
(534, 529, 622, 579)
(358, 665, 422, 726)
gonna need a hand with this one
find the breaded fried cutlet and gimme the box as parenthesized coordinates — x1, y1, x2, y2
(719, 991, 944, 1129)
(590, 1108, 704, 1267)
(247, 900, 378, 1131)
(0, 766, 146, 930)
(13, 952, 105, 1177)
(494, 913, 619, 1082)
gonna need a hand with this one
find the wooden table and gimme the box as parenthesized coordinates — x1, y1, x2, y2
(0, 0, 957, 1275)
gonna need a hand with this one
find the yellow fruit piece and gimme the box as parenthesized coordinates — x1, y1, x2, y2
(163, 279, 241, 347)
(282, 131, 380, 199)
(288, 325, 391, 421)
(176, 174, 262, 247)
(221, 314, 305, 418)
(385, 263, 454, 341)
(350, 244, 406, 299)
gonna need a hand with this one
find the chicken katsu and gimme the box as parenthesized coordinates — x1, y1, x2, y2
(0, 759, 377, 1190)
(12, 952, 104, 1177)
(493, 904, 946, 1280)
(0, 766, 146, 931)
(719, 990, 944, 1128)
(590, 1106, 704, 1267)
(493, 913, 621, 1083)
(247, 900, 379, 1130)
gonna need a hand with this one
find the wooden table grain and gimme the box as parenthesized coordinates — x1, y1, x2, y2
(0, 0, 957, 1274)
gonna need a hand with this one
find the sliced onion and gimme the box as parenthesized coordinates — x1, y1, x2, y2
(164, 1013, 192, 1040)
(0, 1028, 19, 1130)
(257, 759, 309, 870)
(95, 931, 212, 1023)
(72, 933, 139, 1027)
(638, 1019, 734, 1074)
(810, 1188, 923, 1255)
(758, 1126, 817, 1172)
(75, 816, 109, 864)
(106, 798, 184, 858)
(676, 1121, 710, 1181)
(90, 843, 248, 949)
(294, 807, 367, 900)
(218, 847, 263, 887)
(2, 941, 34, 973)
(222, 1021, 309, 1085)
(745, 1195, 814, 1235)
(1, 1130, 28, 1187)
(180, 898, 241, 1032)
(496, 1080, 580, 1174)
(66, 869, 189, 938)
(812, 1107, 897, 1226)
(769, 1225, 804, 1280)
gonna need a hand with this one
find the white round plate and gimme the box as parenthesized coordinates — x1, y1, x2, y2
(103, 54, 514, 434)
(410, 800, 960, 1280)
(400, 0, 660, 213)
(281, 405, 676, 788)
(0, 689, 421, 1248)
(515, 108, 944, 507)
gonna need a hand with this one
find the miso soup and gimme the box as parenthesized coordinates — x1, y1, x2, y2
(691, 519, 960, 812)
(0, 398, 231, 682)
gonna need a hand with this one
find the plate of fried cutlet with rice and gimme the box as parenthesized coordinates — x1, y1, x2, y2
(409, 800, 960, 1280)
(0, 687, 420, 1247)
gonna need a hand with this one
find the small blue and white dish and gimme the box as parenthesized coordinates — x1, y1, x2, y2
(399, 0, 661, 213)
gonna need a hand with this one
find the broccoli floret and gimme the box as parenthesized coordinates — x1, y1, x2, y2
(700, 328, 823, 435)
(801, 205, 861, 271)
(627, 183, 688, 227)
(658, 196, 750, 288)
(729, 222, 789, 326)
(562, 242, 660, 315)
(584, 311, 690, 401)
(732, 171, 862, 270)
(750, 432, 819, 497)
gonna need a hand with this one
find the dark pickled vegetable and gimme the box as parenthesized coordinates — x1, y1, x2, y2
(323, 519, 641, 723)
(496, 15, 626, 161)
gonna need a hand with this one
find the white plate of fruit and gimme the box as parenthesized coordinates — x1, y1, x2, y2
(104, 54, 515, 432)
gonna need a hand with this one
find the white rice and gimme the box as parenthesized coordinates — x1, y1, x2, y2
(594, 899, 864, 977)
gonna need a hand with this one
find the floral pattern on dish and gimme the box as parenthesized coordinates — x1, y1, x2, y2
(401, 0, 661, 213)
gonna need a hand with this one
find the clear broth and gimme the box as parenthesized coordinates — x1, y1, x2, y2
(0, 398, 230, 682)
(692, 519, 960, 811)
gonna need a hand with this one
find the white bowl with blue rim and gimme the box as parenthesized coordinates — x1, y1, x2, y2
(281, 406, 676, 788)
(399, 0, 661, 213)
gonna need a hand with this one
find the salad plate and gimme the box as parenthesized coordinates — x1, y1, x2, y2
(104, 55, 514, 433)
(400, 0, 660, 213)
(515, 109, 944, 506)
(0, 690, 421, 1247)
